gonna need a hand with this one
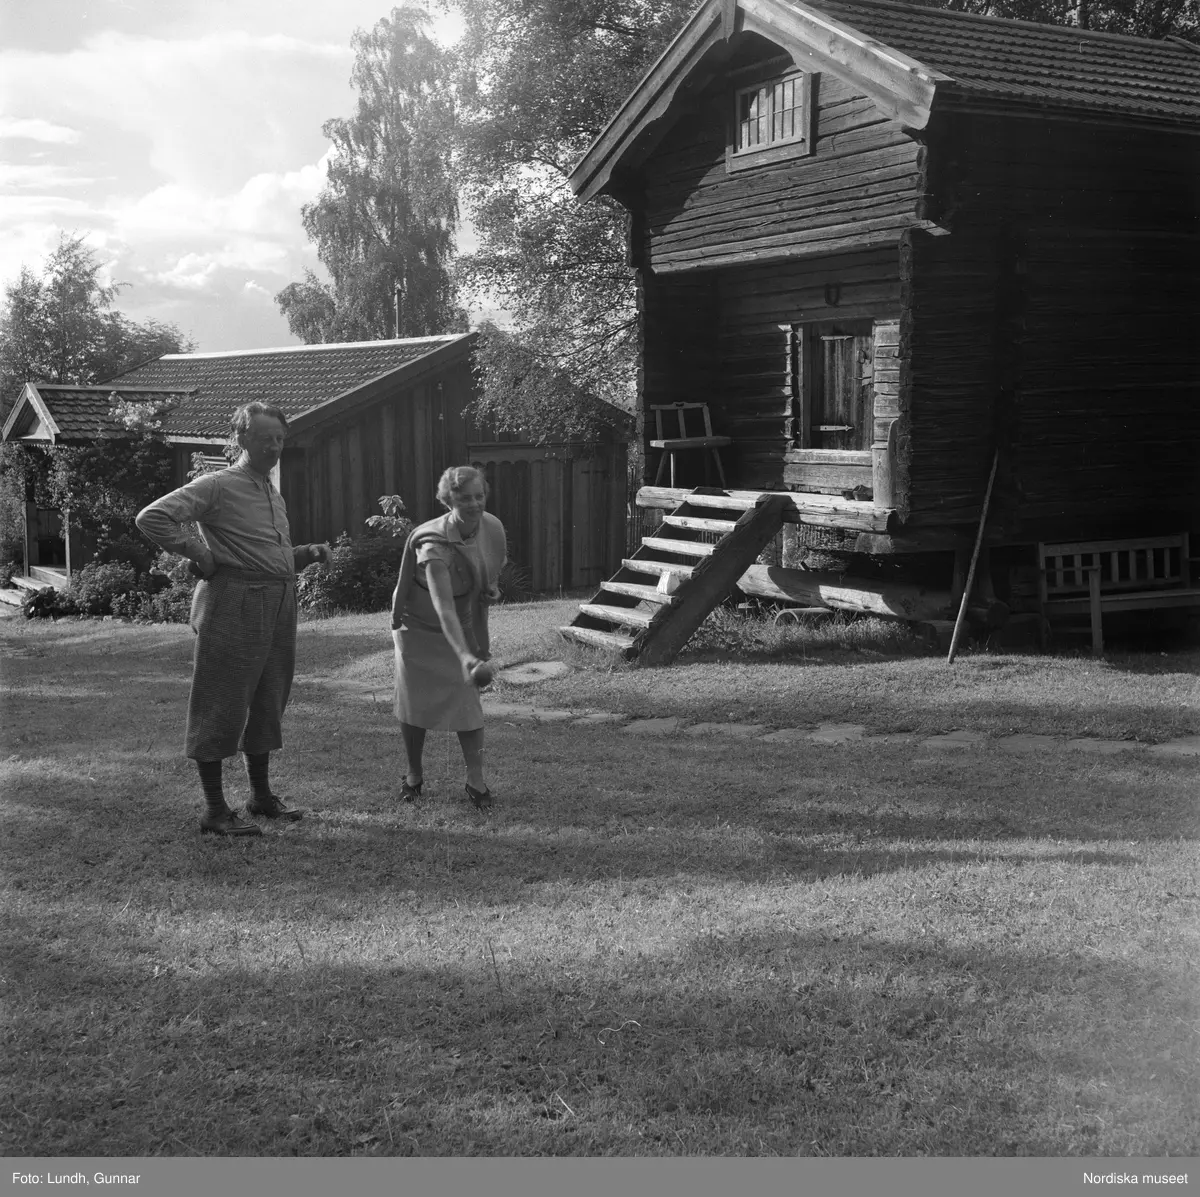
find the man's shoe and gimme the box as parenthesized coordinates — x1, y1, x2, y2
(200, 809, 263, 836)
(245, 793, 304, 821)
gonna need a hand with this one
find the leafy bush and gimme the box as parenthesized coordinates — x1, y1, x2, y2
(364, 494, 413, 540)
(94, 533, 155, 574)
(64, 562, 139, 616)
(110, 551, 196, 623)
(296, 496, 413, 615)
(0, 560, 17, 589)
(22, 587, 72, 619)
(296, 531, 405, 614)
(496, 560, 534, 603)
(112, 584, 195, 624)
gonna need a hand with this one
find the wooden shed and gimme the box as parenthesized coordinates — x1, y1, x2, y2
(560, 0, 1200, 659)
(3, 335, 631, 593)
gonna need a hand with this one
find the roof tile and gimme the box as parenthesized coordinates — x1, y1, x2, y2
(30, 387, 192, 440)
(807, 0, 1200, 123)
(110, 336, 472, 437)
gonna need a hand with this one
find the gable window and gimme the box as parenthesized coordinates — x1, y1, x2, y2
(737, 74, 803, 151)
(728, 70, 815, 172)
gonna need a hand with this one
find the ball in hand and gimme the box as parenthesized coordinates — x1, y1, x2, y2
(469, 660, 494, 688)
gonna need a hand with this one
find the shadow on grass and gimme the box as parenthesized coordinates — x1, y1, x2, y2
(2, 900, 1195, 1157)
(4, 716, 1191, 916)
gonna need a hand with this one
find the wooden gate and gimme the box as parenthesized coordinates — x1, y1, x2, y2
(471, 442, 628, 592)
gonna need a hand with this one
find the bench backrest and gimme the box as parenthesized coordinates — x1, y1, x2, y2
(1038, 534, 1191, 602)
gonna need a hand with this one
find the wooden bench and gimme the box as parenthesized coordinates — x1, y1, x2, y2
(1037, 533, 1200, 656)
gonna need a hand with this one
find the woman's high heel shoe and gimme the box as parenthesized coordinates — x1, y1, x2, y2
(465, 782, 492, 811)
(400, 777, 423, 803)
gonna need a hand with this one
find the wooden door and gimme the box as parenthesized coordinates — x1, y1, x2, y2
(811, 323, 874, 451)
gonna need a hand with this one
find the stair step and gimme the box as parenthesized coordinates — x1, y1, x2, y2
(600, 580, 677, 605)
(578, 603, 656, 629)
(10, 575, 50, 593)
(662, 514, 739, 533)
(621, 558, 695, 580)
(559, 625, 637, 653)
(641, 536, 716, 558)
(642, 491, 756, 512)
(0, 588, 24, 607)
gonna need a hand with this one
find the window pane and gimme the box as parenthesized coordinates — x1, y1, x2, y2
(736, 75, 804, 152)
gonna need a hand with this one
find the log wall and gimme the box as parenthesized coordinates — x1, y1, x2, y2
(715, 250, 901, 489)
(641, 71, 922, 272)
(904, 111, 1200, 538)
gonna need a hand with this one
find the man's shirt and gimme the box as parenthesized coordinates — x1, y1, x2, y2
(136, 462, 295, 576)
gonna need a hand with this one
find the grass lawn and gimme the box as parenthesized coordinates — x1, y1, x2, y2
(1, 601, 1197, 1157)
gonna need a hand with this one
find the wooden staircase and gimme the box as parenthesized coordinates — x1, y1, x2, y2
(559, 488, 789, 665)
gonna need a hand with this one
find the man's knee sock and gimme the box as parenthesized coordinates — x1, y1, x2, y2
(197, 760, 226, 816)
(244, 752, 272, 801)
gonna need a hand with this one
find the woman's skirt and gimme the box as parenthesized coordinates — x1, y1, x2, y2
(394, 626, 484, 731)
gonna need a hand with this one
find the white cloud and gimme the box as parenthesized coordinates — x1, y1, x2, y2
(0, 117, 81, 144)
(0, 163, 99, 190)
(0, 30, 352, 193)
(0, 3, 473, 352)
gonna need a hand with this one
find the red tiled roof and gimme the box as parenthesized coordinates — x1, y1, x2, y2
(110, 335, 474, 437)
(807, 0, 1200, 124)
(25, 386, 193, 441)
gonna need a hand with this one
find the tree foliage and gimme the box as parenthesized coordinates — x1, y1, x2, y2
(1, 396, 173, 552)
(452, 0, 1196, 436)
(0, 233, 192, 421)
(452, 0, 694, 429)
(277, 4, 467, 343)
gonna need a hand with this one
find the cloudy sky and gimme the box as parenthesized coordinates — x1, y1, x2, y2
(0, 0, 467, 353)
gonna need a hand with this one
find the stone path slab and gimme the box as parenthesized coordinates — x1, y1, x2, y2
(1148, 735, 1200, 757)
(572, 712, 630, 726)
(684, 722, 767, 739)
(1064, 738, 1142, 755)
(921, 730, 985, 749)
(996, 734, 1060, 753)
(809, 723, 868, 744)
(758, 728, 810, 744)
(482, 701, 574, 722)
(479, 694, 1198, 760)
(495, 660, 570, 685)
(623, 717, 682, 736)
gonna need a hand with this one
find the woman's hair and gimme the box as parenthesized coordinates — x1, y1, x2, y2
(436, 465, 487, 509)
(230, 401, 289, 441)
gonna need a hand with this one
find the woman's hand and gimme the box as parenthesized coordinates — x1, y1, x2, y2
(463, 657, 494, 688)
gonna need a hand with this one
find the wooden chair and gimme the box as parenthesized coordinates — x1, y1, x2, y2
(649, 402, 731, 488)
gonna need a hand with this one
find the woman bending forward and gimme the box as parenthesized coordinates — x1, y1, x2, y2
(391, 466, 506, 809)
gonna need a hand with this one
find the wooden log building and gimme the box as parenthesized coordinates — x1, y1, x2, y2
(2, 335, 631, 593)
(562, 0, 1200, 653)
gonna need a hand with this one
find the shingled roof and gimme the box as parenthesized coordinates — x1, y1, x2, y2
(111, 335, 475, 438)
(816, 0, 1200, 123)
(1, 384, 194, 444)
(571, 0, 1200, 200)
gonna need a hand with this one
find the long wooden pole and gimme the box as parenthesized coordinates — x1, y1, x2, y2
(947, 449, 1000, 664)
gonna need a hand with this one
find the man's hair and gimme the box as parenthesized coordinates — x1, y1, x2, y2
(230, 402, 289, 439)
(436, 465, 487, 509)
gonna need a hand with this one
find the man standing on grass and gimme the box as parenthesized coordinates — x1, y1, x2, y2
(136, 402, 332, 837)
